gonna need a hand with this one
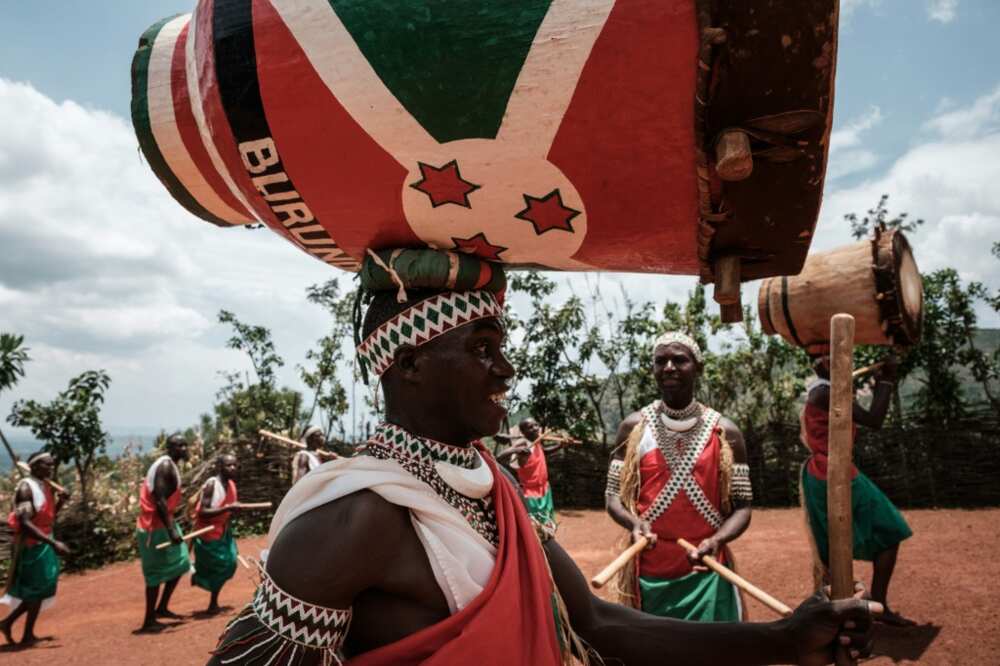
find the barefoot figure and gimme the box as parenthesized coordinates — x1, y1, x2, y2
(135, 434, 191, 632)
(192, 454, 247, 614)
(1, 451, 70, 648)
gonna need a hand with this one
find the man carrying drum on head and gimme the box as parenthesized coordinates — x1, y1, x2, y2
(800, 354, 914, 626)
(1, 451, 71, 648)
(209, 250, 880, 666)
(605, 332, 753, 622)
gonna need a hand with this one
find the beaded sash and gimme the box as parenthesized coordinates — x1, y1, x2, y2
(365, 423, 499, 547)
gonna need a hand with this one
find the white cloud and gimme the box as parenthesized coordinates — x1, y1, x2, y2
(841, 0, 883, 21)
(0, 78, 345, 431)
(927, 0, 959, 23)
(923, 85, 1000, 139)
(827, 106, 883, 181)
(807, 88, 1000, 325)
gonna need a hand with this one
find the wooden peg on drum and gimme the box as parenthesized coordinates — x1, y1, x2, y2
(713, 255, 744, 323)
(715, 130, 754, 181)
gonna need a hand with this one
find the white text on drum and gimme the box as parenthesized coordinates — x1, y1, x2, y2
(238, 137, 356, 269)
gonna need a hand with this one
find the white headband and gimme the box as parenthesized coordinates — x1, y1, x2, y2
(653, 331, 703, 363)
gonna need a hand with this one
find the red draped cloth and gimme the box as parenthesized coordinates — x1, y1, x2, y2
(7, 482, 55, 546)
(802, 403, 858, 480)
(194, 479, 238, 541)
(516, 440, 550, 498)
(348, 445, 563, 666)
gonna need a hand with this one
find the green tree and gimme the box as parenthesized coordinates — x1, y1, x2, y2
(299, 279, 353, 441)
(0, 333, 31, 466)
(213, 310, 306, 440)
(8, 370, 112, 504)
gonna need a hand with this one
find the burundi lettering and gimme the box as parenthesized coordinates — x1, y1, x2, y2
(237, 137, 357, 269)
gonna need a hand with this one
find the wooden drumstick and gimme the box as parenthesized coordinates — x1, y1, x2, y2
(828, 314, 857, 666)
(236, 502, 273, 510)
(591, 537, 649, 589)
(155, 525, 214, 549)
(16, 461, 68, 495)
(260, 430, 337, 458)
(852, 361, 885, 379)
(677, 538, 792, 617)
(237, 555, 251, 569)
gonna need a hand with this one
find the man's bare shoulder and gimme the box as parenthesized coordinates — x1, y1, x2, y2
(613, 411, 644, 452)
(266, 489, 411, 608)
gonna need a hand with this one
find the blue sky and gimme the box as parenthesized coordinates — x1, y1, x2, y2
(1, 0, 998, 434)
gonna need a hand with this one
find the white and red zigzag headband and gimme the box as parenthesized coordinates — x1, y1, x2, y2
(356, 290, 504, 378)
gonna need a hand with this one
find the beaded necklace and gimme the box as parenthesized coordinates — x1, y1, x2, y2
(365, 423, 499, 547)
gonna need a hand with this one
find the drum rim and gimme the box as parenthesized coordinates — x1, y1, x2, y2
(880, 229, 923, 345)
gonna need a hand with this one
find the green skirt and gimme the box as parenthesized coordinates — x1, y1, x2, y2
(524, 487, 555, 525)
(802, 467, 913, 563)
(6, 542, 60, 602)
(136, 527, 191, 587)
(639, 570, 741, 622)
(192, 528, 238, 592)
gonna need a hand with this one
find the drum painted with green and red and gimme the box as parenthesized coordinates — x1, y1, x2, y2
(132, 0, 839, 278)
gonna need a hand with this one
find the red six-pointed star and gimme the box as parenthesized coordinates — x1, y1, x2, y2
(514, 189, 580, 235)
(451, 232, 507, 261)
(410, 160, 480, 208)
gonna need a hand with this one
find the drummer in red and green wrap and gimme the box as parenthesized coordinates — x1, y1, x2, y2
(606, 332, 753, 622)
(135, 433, 191, 633)
(800, 353, 913, 627)
(1, 451, 71, 648)
(496, 418, 569, 526)
(192, 454, 249, 615)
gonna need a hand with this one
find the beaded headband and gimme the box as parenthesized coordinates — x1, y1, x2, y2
(357, 290, 505, 378)
(652, 331, 703, 363)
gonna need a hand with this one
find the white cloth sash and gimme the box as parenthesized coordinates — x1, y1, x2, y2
(145, 455, 180, 491)
(266, 456, 497, 613)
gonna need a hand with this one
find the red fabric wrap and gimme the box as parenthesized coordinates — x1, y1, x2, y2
(348, 445, 562, 666)
(637, 427, 727, 580)
(136, 481, 182, 531)
(194, 479, 238, 541)
(516, 440, 550, 499)
(803, 403, 858, 481)
(7, 482, 55, 546)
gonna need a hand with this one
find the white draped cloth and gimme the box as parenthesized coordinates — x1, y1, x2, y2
(265, 455, 497, 613)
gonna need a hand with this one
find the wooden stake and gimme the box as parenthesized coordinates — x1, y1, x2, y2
(714, 256, 744, 323)
(155, 525, 214, 550)
(591, 537, 649, 589)
(715, 129, 754, 181)
(677, 538, 792, 617)
(828, 313, 857, 666)
(15, 461, 68, 495)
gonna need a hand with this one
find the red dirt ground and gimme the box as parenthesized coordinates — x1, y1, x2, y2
(2, 508, 996, 665)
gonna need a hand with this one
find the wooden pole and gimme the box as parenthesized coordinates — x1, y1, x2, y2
(713, 255, 744, 324)
(677, 538, 792, 618)
(828, 313, 857, 666)
(155, 525, 214, 550)
(591, 537, 649, 589)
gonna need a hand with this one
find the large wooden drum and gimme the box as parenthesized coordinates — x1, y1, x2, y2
(758, 228, 924, 352)
(132, 0, 839, 285)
